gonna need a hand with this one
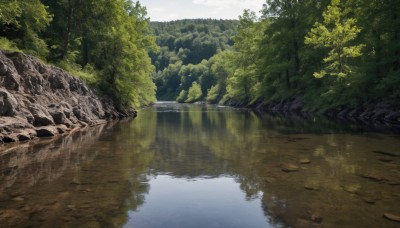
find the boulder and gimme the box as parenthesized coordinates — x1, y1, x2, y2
(28, 104, 54, 126)
(0, 51, 135, 144)
(17, 133, 31, 141)
(2, 134, 18, 143)
(48, 104, 67, 124)
(36, 126, 58, 137)
(0, 89, 18, 116)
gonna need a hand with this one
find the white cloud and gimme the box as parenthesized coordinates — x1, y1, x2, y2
(193, 0, 264, 10)
(140, 0, 264, 21)
(150, 7, 166, 13)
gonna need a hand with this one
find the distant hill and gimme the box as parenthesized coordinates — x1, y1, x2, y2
(149, 19, 238, 100)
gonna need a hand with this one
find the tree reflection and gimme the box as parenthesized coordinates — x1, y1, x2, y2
(1, 104, 399, 227)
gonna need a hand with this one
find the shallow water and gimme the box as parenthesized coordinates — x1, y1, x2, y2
(1, 102, 400, 227)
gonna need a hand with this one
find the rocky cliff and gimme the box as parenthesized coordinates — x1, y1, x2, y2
(0, 50, 136, 144)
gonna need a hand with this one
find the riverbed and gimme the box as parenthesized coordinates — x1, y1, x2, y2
(1, 102, 400, 227)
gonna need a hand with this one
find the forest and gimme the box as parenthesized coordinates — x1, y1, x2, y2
(151, 0, 400, 111)
(149, 19, 238, 100)
(0, 0, 156, 109)
(1, 0, 399, 111)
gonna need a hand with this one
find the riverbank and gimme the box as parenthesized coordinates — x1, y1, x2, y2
(0, 50, 136, 145)
(221, 97, 400, 125)
(254, 98, 400, 124)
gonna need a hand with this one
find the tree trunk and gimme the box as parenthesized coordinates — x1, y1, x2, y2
(61, 0, 73, 59)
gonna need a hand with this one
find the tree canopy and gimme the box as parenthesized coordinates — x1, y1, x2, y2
(156, 0, 399, 110)
(0, 0, 157, 108)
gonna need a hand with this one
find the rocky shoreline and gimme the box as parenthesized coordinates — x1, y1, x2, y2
(0, 50, 136, 145)
(255, 98, 400, 125)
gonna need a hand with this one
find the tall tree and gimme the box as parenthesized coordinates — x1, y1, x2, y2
(305, 0, 364, 80)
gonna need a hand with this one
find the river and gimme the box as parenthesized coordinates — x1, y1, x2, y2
(1, 102, 400, 227)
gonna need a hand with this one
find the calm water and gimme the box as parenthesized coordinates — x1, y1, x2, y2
(1, 102, 400, 227)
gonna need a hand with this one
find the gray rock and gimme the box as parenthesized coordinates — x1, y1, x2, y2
(36, 126, 58, 137)
(383, 213, 400, 223)
(17, 133, 31, 141)
(48, 105, 67, 124)
(28, 104, 54, 126)
(0, 50, 136, 144)
(0, 89, 18, 116)
(281, 163, 300, 172)
(2, 134, 18, 143)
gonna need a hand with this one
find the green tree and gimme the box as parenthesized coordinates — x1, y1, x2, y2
(176, 90, 187, 103)
(185, 81, 202, 103)
(224, 10, 264, 105)
(305, 0, 364, 79)
(0, 0, 52, 56)
(206, 84, 221, 104)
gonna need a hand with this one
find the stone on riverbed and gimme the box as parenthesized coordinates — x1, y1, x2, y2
(373, 150, 400, 157)
(359, 173, 384, 182)
(311, 213, 323, 223)
(281, 163, 300, 172)
(379, 156, 394, 162)
(363, 198, 376, 204)
(300, 159, 311, 164)
(304, 183, 321, 191)
(383, 213, 400, 223)
(342, 184, 361, 194)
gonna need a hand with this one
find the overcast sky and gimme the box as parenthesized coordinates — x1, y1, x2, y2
(140, 0, 265, 21)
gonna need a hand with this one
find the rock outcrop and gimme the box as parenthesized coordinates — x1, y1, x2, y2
(0, 50, 136, 144)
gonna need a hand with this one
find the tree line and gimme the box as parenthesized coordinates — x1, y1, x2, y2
(149, 19, 238, 101)
(167, 0, 399, 110)
(0, 0, 156, 108)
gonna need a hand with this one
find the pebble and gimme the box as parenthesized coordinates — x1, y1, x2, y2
(304, 184, 320, 191)
(311, 213, 323, 223)
(379, 157, 394, 162)
(383, 213, 400, 223)
(342, 184, 360, 194)
(363, 198, 375, 204)
(373, 150, 400, 157)
(300, 159, 311, 164)
(281, 163, 300, 172)
(359, 173, 384, 182)
(12, 197, 25, 202)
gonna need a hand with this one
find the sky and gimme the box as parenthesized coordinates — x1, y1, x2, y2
(139, 0, 265, 21)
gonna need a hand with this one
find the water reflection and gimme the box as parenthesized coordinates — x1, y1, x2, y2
(1, 103, 400, 227)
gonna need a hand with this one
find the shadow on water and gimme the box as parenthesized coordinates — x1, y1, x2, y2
(1, 102, 400, 227)
(0, 121, 152, 227)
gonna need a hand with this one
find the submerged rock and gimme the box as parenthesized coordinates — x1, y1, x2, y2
(311, 213, 323, 223)
(281, 163, 300, 172)
(373, 150, 400, 157)
(359, 173, 384, 182)
(379, 157, 394, 162)
(304, 183, 321, 191)
(300, 159, 311, 164)
(363, 198, 376, 204)
(342, 184, 361, 194)
(383, 213, 400, 223)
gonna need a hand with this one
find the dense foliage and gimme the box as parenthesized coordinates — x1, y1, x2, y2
(156, 0, 399, 110)
(0, 0, 156, 108)
(149, 19, 238, 101)
(2, 0, 399, 110)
